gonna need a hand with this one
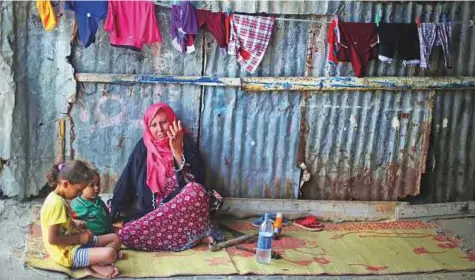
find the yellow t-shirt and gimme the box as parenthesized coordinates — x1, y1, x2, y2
(40, 192, 80, 267)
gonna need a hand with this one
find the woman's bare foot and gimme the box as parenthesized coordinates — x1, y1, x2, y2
(111, 266, 120, 278)
(117, 250, 124, 259)
(200, 235, 214, 244)
(89, 264, 119, 278)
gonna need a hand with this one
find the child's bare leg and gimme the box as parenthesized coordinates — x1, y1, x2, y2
(87, 247, 119, 278)
(96, 233, 124, 259)
(96, 233, 121, 251)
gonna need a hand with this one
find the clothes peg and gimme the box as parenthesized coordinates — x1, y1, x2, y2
(415, 16, 422, 27)
(334, 15, 339, 25)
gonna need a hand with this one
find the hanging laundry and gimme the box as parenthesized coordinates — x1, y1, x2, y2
(228, 14, 275, 73)
(170, 1, 198, 54)
(65, 1, 108, 48)
(225, 13, 231, 45)
(37, 0, 57, 31)
(196, 9, 227, 54)
(327, 18, 378, 77)
(327, 18, 344, 70)
(104, 0, 162, 51)
(378, 23, 420, 66)
(418, 23, 452, 69)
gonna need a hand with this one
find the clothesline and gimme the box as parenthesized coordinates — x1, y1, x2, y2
(274, 17, 474, 27)
(153, 2, 474, 26)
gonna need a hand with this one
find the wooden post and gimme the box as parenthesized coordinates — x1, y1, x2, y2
(56, 119, 65, 163)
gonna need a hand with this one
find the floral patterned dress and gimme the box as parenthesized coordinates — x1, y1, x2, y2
(119, 165, 210, 251)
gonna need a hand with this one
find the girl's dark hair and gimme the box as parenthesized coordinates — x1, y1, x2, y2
(45, 160, 95, 190)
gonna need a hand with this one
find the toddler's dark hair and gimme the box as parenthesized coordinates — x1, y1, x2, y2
(45, 160, 95, 190)
(90, 168, 100, 179)
(87, 168, 101, 186)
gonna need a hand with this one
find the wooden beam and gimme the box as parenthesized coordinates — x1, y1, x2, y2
(213, 198, 404, 222)
(75, 73, 475, 91)
(99, 195, 401, 222)
(396, 201, 475, 219)
(242, 76, 475, 91)
(75, 73, 241, 87)
(99, 194, 475, 221)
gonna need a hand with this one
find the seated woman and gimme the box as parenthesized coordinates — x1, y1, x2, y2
(110, 103, 212, 251)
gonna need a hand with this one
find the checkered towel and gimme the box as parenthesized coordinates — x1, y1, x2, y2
(228, 14, 275, 73)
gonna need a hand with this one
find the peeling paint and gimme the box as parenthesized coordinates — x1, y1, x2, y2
(302, 91, 433, 201)
(76, 73, 241, 87)
(391, 116, 400, 129)
(442, 118, 448, 129)
(240, 77, 475, 92)
(76, 74, 475, 92)
(350, 115, 358, 129)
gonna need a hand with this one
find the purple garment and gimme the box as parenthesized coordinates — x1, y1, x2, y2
(170, 1, 198, 53)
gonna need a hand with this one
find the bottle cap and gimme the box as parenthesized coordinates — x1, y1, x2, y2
(276, 212, 283, 217)
(264, 212, 271, 219)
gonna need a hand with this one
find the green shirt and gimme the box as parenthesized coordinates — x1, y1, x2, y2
(70, 196, 112, 235)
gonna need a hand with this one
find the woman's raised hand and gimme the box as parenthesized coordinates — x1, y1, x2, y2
(167, 120, 184, 159)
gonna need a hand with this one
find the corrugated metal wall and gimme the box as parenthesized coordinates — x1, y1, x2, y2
(298, 1, 475, 202)
(200, 19, 306, 198)
(0, 1, 76, 197)
(301, 90, 433, 200)
(1, 1, 474, 203)
(70, 10, 203, 192)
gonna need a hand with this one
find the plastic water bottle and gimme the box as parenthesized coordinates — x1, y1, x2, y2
(256, 212, 273, 264)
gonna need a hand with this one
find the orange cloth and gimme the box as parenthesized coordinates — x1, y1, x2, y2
(37, 0, 57, 31)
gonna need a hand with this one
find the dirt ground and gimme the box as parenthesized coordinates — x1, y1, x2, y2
(0, 198, 474, 280)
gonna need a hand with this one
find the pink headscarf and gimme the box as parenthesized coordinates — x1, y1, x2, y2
(142, 103, 176, 195)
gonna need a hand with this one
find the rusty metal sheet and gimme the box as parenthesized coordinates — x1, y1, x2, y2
(301, 91, 433, 200)
(420, 90, 475, 203)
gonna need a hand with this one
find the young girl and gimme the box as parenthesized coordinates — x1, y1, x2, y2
(41, 160, 121, 278)
(71, 169, 113, 235)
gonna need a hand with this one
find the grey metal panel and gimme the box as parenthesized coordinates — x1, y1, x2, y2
(200, 19, 307, 198)
(70, 10, 203, 191)
(0, 1, 76, 198)
(299, 1, 475, 201)
(0, 0, 17, 196)
(155, 0, 342, 15)
(302, 90, 432, 201)
(420, 90, 475, 203)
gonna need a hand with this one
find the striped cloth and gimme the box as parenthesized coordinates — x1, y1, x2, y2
(72, 236, 99, 268)
(418, 22, 452, 69)
(228, 14, 275, 73)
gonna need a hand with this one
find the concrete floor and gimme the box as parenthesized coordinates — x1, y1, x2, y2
(0, 198, 474, 280)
